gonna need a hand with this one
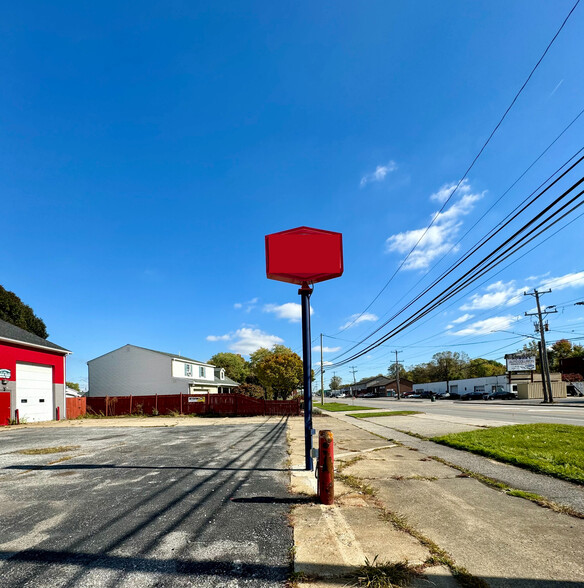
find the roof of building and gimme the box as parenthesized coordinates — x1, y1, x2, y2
(88, 344, 214, 366)
(214, 368, 239, 387)
(0, 318, 70, 354)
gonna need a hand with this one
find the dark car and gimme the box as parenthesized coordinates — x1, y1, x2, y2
(461, 391, 486, 401)
(485, 390, 516, 400)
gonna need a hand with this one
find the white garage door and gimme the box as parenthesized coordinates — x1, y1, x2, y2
(16, 363, 54, 422)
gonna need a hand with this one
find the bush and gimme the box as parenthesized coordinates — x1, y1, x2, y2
(233, 383, 267, 399)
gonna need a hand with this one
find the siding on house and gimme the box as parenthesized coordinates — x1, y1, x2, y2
(87, 344, 224, 397)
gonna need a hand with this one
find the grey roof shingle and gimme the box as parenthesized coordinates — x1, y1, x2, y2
(0, 318, 70, 353)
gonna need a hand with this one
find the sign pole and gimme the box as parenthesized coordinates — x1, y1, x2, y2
(300, 281, 314, 471)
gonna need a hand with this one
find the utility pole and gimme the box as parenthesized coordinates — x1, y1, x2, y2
(394, 350, 401, 400)
(525, 289, 557, 403)
(537, 341, 549, 403)
(349, 366, 358, 398)
(320, 333, 324, 406)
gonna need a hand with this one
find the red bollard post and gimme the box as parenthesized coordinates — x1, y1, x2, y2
(15, 409, 19, 425)
(318, 430, 334, 505)
(56, 406, 60, 421)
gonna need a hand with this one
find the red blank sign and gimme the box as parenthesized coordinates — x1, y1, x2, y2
(265, 226, 343, 285)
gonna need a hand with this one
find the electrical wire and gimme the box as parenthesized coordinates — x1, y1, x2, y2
(330, 180, 584, 367)
(336, 1, 581, 333)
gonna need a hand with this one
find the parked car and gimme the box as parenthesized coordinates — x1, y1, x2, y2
(461, 391, 486, 401)
(435, 392, 450, 399)
(363, 392, 376, 398)
(485, 390, 516, 400)
(448, 391, 461, 399)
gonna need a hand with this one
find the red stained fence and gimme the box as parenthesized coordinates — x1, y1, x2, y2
(86, 393, 300, 418)
(66, 397, 86, 420)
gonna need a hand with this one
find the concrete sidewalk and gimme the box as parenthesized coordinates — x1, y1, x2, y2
(288, 414, 584, 588)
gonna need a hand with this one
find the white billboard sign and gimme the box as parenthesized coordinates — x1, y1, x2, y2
(506, 356, 536, 371)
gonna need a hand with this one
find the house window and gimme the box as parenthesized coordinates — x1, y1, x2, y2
(184, 364, 192, 377)
(220, 369, 225, 380)
(199, 366, 205, 378)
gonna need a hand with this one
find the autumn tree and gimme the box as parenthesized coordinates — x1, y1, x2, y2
(254, 346, 303, 400)
(208, 352, 250, 383)
(0, 285, 48, 339)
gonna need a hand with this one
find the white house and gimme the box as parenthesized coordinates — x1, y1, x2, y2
(87, 344, 239, 397)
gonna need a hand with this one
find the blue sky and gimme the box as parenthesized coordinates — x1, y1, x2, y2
(2, 1, 583, 389)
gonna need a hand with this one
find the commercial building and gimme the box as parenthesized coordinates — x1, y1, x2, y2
(416, 372, 567, 399)
(87, 344, 239, 397)
(0, 318, 70, 424)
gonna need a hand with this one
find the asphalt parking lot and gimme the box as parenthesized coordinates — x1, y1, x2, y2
(0, 417, 293, 587)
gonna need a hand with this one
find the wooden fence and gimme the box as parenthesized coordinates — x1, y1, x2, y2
(85, 393, 300, 418)
(66, 397, 86, 420)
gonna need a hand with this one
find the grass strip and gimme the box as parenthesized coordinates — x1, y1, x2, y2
(432, 424, 584, 485)
(318, 402, 377, 412)
(16, 445, 80, 455)
(352, 411, 422, 419)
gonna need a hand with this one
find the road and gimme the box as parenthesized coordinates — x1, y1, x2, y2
(0, 418, 293, 587)
(323, 397, 584, 426)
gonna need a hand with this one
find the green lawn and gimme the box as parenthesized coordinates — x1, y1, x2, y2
(433, 424, 584, 484)
(317, 402, 376, 412)
(351, 410, 422, 419)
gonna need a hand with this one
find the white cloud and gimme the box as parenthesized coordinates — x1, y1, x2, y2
(340, 313, 378, 330)
(234, 298, 259, 313)
(206, 334, 232, 342)
(263, 302, 313, 323)
(429, 180, 463, 204)
(449, 315, 519, 336)
(312, 345, 341, 353)
(540, 271, 584, 291)
(452, 313, 474, 324)
(229, 328, 284, 355)
(386, 179, 484, 271)
(360, 161, 397, 187)
(314, 361, 334, 367)
(206, 326, 284, 355)
(459, 272, 584, 313)
(460, 280, 524, 311)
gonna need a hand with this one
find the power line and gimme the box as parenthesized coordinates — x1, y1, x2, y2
(330, 160, 584, 365)
(330, 177, 584, 367)
(335, 2, 581, 333)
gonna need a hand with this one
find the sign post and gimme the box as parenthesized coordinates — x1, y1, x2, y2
(265, 226, 343, 471)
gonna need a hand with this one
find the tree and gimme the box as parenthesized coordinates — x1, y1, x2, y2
(427, 351, 469, 384)
(387, 362, 410, 380)
(0, 285, 48, 339)
(548, 339, 584, 372)
(255, 348, 303, 400)
(466, 358, 506, 378)
(330, 375, 342, 390)
(66, 381, 81, 392)
(208, 352, 249, 383)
